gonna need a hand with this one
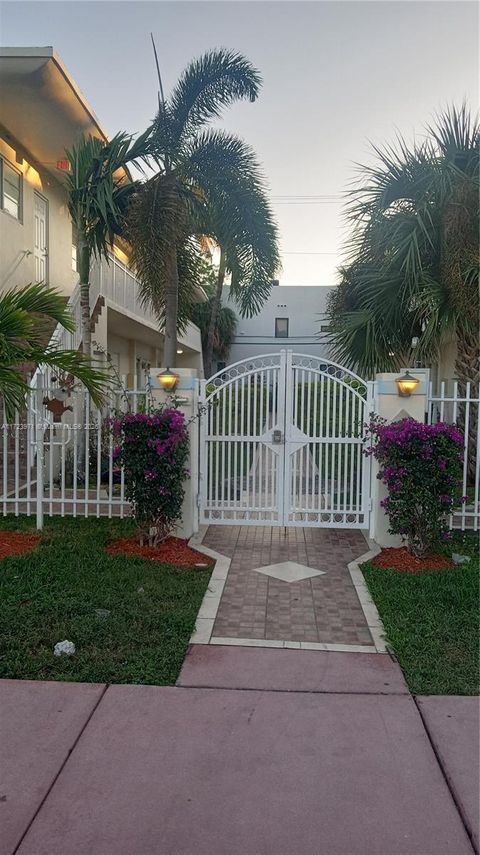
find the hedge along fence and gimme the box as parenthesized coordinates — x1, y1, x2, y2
(110, 408, 189, 544)
(366, 416, 466, 558)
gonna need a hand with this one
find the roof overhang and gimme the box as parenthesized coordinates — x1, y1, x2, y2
(0, 47, 110, 175)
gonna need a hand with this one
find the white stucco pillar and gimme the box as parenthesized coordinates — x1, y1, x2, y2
(149, 367, 199, 540)
(370, 370, 429, 547)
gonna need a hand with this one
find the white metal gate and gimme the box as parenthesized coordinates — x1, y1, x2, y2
(199, 351, 373, 528)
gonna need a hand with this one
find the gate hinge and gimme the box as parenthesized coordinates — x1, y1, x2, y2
(368, 498, 373, 511)
(196, 493, 201, 508)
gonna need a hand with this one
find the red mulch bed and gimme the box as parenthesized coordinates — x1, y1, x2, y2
(106, 536, 214, 567)
(371, 546, 453, 573)
(0, 531, 41, 560)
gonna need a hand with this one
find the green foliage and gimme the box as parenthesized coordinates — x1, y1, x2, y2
(65, 129, 155, 355)
(0, 283, 108, 419)
(328, 104, 479, 379)
(110, 409, 189, 543)
(0, 516, 210, 685)
(65, 129, 153, 271)
(362, 531, 479, 695)
(191, 258, 238, 362)
(126, 49, 280, 332)
(366, 417, 465, 557)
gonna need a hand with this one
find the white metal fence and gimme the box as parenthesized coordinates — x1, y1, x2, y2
(427, 381, 480, 531)
(2, 368, 479, 533)
(1, 374, 152, 527)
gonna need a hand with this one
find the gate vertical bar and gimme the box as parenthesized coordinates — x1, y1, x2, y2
(280, 350, 292, 526)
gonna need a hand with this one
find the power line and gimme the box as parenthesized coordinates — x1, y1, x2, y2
(271, 194, 341, 199)
(282, 251, 338, 256)
(271, 194, 343, 205)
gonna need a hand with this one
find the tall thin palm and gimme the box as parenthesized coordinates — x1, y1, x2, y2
(65, 129, 152, 355)
(127, 49, 279, 369)
(0, 283, 107, 420)
(190, 264, 238, 368)
(195, 142, 279, 376)
(328, 104, 479, 387)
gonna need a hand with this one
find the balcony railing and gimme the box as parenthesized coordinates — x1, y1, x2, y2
(47, 254, 145, 356)
(90, 253, 146, 320)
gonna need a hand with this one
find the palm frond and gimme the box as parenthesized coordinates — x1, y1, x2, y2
(187, 130, 280, 316)
(0, 284, 109, 420)
(65, 129, 154, 260)
(9, 283, 75, 334)
(331, 104, 479, 378)
(168, 49, 261, 147)
(191, 294, 238, 361)
(0, 283, 75, 354)
(126, 173, 195, 328)
(427, 103, 480, 166)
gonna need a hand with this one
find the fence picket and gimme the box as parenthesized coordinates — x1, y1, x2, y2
(0, 373, 151, 528)
(428, 379, 479, 531)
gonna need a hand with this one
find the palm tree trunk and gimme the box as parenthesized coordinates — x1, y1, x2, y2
(454, 329, 480, 392)
(204, 249, 227, 378)
(163, 247, 179, 368)
(454, 329, 479, 484)
(78, 227, 91, 356)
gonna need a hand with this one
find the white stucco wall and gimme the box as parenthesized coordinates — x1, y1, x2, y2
(223, 285, 334, 367)
(0, 134, 78, 295)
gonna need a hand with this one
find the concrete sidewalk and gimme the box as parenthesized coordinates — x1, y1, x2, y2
(1, 654, 478, 855)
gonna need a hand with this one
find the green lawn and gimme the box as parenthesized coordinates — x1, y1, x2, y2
(362, 532, 479, 695)
(0, 516, 211, 685)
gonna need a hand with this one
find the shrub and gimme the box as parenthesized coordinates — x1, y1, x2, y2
(110, 408, 189, 544)
(365, 417, 465, 558)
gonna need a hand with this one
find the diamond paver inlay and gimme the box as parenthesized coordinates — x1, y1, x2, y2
(252, 561, 326, 583)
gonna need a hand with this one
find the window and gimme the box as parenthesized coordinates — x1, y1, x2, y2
(275, 317, 289, 338)
(1, 158, 22, 220)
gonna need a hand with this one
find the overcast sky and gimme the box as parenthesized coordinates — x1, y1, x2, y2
(1, 1, 478, 286)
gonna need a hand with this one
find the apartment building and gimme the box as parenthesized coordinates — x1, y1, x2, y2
(0, 46, 204, 382)
(221, 284, 334, 371)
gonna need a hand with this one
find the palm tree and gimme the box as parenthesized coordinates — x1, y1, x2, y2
(0, 283, 107, 420)
(127, 49, 279, 370)
(65, 129, 152, 355)
(196, 151, 279, 377)
(190, 259, 238, 369)
(328, 105, 479, 388)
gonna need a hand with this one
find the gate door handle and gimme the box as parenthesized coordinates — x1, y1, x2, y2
(272, 429, 283, 444)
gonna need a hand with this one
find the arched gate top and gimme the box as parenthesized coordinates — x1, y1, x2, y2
(202, 351, 367, 401)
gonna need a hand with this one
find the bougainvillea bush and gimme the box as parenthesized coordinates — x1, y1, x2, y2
(366, 417, 465, 558)
(110, 409, 189, 544)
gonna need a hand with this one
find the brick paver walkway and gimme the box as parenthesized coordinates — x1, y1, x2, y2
(203, 525, 373, 647)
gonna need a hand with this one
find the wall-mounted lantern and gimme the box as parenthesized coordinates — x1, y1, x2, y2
(157, 368, 180, 393)
(395, 371, 420, 397)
